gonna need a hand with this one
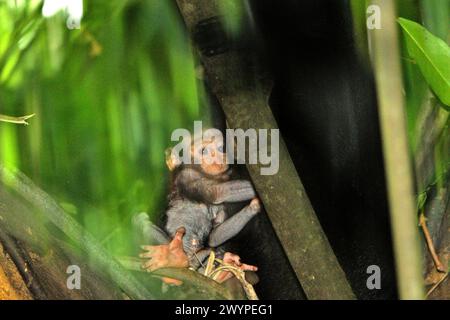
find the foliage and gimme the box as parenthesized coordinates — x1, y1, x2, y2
(0, 0, 208, 256)
(398, 18, 450, 108)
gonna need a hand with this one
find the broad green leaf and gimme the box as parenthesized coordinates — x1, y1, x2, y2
(398, 18, 450, 109)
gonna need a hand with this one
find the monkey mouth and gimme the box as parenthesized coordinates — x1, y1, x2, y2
(210, 163, 229, 174)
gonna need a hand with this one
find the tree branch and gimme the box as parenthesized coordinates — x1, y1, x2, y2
(0, 165, 153, 300)
(118, 256, 236, 300)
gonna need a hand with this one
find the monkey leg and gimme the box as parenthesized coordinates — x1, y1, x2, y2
(214, 180, 257, 203)
(208, 198, 261, 248)
(132, 212, 170, 245)
(214, 252, 258, 283)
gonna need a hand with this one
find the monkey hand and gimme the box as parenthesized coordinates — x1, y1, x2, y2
(215, 252, 258, 283)
(140, 227, 189, 286)
(249, 198, 261, 213)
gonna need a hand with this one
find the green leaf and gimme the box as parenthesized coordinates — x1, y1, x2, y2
(398, 18, 450, 109)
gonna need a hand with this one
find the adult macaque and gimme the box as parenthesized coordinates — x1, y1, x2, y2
(135, 132, 260, 284)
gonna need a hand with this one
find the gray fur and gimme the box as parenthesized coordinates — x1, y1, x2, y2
(134, 166, 259, 267)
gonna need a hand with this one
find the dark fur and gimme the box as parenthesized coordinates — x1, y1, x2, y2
(164, 164, 258, 259)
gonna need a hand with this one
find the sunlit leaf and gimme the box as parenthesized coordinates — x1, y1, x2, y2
(398, 18, 450, 108)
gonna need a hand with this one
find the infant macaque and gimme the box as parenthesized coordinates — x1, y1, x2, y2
(135, 131, 260, 284)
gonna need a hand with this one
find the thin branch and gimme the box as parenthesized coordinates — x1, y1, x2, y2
(426, 272, 448, 297)
(0, 113, 35, 125)
(419, 212, 446, 272)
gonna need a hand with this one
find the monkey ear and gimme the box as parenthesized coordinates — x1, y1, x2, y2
(165, 148, 181, 171)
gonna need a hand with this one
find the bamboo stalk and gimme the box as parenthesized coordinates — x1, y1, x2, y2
(368, 0, 424, 299)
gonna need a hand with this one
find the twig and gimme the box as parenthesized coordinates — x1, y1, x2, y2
(204, 250, 215, 276)
(201, 250, 258, 300)
(419, 212, 446, 272)
(426, 272, 448, 297)
(0, 113, 35, 125)
(209, 264, 258, 300)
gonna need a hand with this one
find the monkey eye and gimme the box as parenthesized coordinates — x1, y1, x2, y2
(217, 144, 224, 153)
(201, 147, 209, 156)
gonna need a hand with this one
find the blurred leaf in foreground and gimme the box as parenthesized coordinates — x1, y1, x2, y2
(398, 18, 450, 108)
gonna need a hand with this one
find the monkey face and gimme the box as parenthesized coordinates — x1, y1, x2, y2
(166, 131, 229, 175)
(195, 138, 229, 176)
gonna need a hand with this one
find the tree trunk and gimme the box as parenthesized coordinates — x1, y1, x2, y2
(175, 0, 355, 299)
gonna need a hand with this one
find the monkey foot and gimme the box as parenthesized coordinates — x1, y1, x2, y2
(140, 227, 189, 286)
(249, 198, 261, 212)
(215, 252, 258, 283)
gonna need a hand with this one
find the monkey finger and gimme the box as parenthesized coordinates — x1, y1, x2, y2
(140, 245, 158, 253)
(139, 251, 155, 258)
(215, 271, 233, 283)
(223, 252, 236, 260)
(141, 259, 154, 270)
(240, 263, 258, 272)
(173, 227, 186, 241)
(142, 258, 165, 271)
(162, 277, 183, 286)
(223, 252, 241, 266)
(169, 228, 186, 249)
(141, 262, 152, 271)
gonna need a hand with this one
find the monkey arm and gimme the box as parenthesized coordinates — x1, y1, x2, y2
(187, 179, 256, 204)
(132, 212, 170, 245)
(177, 168, 256, 204)
(213, 180, 256, 204)
(208, 199, 260, 247)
